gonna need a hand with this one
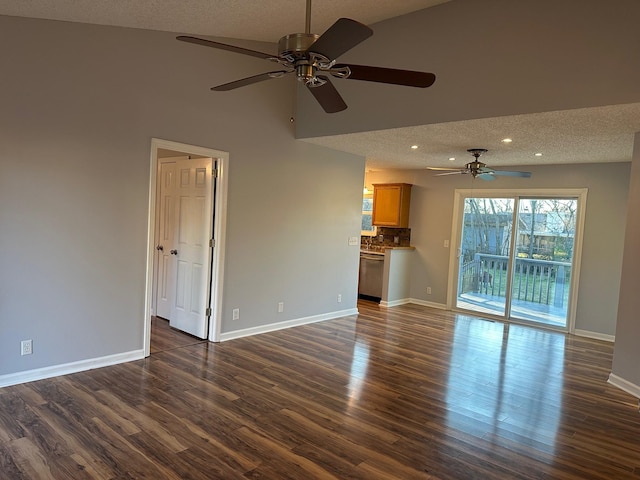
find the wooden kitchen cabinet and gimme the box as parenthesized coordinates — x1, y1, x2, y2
(372, 183, 412, 227)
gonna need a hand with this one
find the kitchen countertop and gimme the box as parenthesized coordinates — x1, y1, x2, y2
(360, 250, 385, 256)
(360, 246, 415, 255)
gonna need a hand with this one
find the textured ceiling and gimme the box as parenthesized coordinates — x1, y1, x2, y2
(1, 0, 638, 170)
(305, 104, 640, 170)
(0, 0, 448, 41)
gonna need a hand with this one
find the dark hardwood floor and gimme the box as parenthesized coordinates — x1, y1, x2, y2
(150, 316, 207, 354)
(1, 301, 640, 479)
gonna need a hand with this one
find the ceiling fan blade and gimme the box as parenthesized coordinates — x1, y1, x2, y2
(212, 71, 290, 91)
(335, 64, 436, 88)
(307, 18, 373, 60)
(427, 166, 463, 171)
(477, 173, 496, 181)
(177, 35, 276, 60)
(492, 170, 532, 178)
(306, 76, 347, 113)
(434, 171, 467, 176)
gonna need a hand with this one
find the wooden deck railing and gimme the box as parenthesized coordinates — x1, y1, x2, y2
(459, 253, 571, 307)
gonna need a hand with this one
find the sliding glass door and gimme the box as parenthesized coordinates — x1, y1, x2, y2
(456, 197, 515, 317)
(454, 192, 583, 330)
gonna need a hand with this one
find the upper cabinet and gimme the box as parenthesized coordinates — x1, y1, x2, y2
(372, 183, 412, 228)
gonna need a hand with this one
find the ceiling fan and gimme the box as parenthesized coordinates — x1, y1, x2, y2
(176, 0, 436, 113)
(427, 149, 532, 180)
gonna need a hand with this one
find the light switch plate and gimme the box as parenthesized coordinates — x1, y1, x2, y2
(348, 236, 359, 246)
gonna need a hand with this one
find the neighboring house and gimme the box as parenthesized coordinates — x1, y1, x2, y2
(459, 209, 575, 260)
(1, 0, 640, 400)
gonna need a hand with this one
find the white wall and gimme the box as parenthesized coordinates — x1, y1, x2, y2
(382, 249, 413, 305)
(0, 16, 364, 380)
(366, 162, 630, 337)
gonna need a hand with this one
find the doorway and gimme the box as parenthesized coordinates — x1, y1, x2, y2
(144, 139, 229, 357)
(448, 189, 587, 332)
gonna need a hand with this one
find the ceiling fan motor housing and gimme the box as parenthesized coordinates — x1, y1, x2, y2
(279, 33, 338, 86)
(466, 161, 486, 177)
(278, 33, 319, 63)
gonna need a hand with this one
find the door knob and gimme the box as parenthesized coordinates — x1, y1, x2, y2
(156, 245, 164, 251)
(170, 249, 178, 255)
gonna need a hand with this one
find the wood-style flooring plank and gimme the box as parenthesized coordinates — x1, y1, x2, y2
(2, 300, 640, 479)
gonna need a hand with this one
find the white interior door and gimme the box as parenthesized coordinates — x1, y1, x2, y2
(155, 161, 177, 320)
(170, 157, 213, 338)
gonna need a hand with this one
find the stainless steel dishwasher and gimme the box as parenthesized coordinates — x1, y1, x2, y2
(358, 252, 384, 299)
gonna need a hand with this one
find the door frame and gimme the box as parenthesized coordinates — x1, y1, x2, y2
(446, 188, 588, 333)
(144, 138, 229, 355)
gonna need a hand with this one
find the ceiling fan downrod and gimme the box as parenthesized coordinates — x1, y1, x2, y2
(281, 0, 336, 86)
(305, 0, 312, 34)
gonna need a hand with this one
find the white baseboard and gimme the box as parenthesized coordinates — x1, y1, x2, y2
(608, 373, 640, 400)
(408, 298, 447, 310)
(574, 329, 615, 342)
(380, 298, 411, 308)
(219, 308, 359, 342)
(0, 350, 145, 389)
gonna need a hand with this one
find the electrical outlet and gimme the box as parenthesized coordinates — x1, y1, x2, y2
(21, 339, 32, 356)
(337, 294, 342, 303)
(278, 302, 284, 313)
(232, 308, 240, 321)
(444, 239, 450, 248)
(426, 287, 432, 295)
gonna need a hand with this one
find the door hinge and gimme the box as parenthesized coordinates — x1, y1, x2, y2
(209, 238, 215, 248)
(206, 307, 212, 316)
(212, 168, 218, 178)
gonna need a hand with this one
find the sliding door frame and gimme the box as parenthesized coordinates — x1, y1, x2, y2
(446, 188, 588, 333)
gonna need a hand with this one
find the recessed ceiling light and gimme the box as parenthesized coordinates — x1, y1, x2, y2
(411, 145, 419, 150)
(502, 138, 513, 143)
(534, 152, 543, 157)
(448, 157, 456, 161)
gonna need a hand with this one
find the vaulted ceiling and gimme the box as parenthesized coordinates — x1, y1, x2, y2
(0, 0, 448, 41)
(1, 0, 639, 170)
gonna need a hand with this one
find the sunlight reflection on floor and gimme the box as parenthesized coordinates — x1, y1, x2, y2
(445, 315, 564, 454)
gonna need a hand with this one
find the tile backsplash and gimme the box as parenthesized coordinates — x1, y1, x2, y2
(361, 228, 411, 248)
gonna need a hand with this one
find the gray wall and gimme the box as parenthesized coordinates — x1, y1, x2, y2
(612, 133, 640, 384)
(0, 16, 364, 377)
(1, 1, 637, 389)
(296, 0, 640, 139)
(366, 162, 630, 337)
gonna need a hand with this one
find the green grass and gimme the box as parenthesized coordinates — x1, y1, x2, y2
(462, 267, 571, 307)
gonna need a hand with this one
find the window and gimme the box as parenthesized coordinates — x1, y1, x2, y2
(361, 192, 376, 236)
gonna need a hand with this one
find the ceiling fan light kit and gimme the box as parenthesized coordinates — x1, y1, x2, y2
(177, 1, 436, 113)
(427, 149, 532, 180)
